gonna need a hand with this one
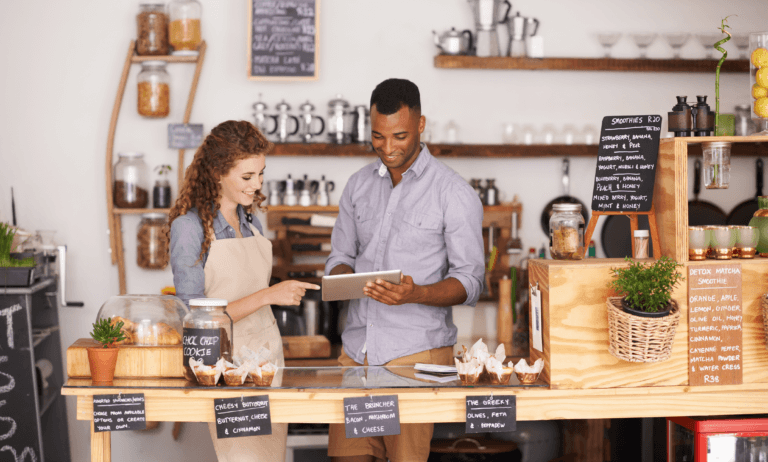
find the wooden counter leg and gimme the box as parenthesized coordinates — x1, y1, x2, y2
(91, 424, 111, 462)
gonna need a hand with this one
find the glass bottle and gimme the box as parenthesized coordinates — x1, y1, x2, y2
(549, 203, 585, 260)
(136, 4, 169, 56)
(114, 152, 149, 208)
(634, 230, 649, 258)
(182, 298, 233, 382)
(153, 165, 172, 208)
(702, 141, 732, 189)
(749, 196, 768, 257)
(137, 213, 169, 269)
(137, 61, 170, 118)
(749, 32, 768, 135)
(735, 104, 756, 136)
(168, 0, 202, 55)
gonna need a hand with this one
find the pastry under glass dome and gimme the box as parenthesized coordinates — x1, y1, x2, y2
(95, 295, 189, 346)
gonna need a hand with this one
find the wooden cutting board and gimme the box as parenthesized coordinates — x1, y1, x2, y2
(67, 335, 331, 378)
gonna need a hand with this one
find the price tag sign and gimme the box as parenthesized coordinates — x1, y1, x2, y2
(168, 123, 204, 149)
(183, 327, 222, 366)
(93, 394, 146, 432)
(465, 395, 516, 433)
(343, 395, 400, 439)
(214, 395, 272, 439)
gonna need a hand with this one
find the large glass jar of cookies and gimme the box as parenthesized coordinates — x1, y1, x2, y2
(137, 213, 169, 269)
(137, 61, 170, 118)
(168, 0, 202, 55)
(96, 295, 188, 347)
(182, 299, 233, 382)
(549, 203, 585, 260)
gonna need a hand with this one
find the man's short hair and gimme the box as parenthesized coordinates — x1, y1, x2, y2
(370, 78, 421, 115)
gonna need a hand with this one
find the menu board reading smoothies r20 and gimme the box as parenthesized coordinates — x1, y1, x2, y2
(248, 0, 318, 80)
(591, 115, 662, 213)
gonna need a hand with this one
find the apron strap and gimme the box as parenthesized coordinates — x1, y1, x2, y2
(248, 223, 260, 236)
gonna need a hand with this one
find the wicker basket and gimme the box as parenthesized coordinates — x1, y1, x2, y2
(606, 297, 680, 363)
(761, 294, 768, 348)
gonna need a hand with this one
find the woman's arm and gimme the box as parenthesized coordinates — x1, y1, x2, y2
(170, 214, 207, 307)
(225, 280, 320, 323)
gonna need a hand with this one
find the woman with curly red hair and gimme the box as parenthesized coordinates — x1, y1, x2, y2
(169, 120, 318, 460)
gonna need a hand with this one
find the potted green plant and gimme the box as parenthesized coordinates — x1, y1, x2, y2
(0, 223, 35, 287)
(609, 256, 685, 318)
(87, 318, 127, 382)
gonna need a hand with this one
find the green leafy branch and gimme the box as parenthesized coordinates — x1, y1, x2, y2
(0, 223, 34, 268)
(90, 318, 127, 348)
(155, 164, 173, 176)
(609, 256, 684, 312)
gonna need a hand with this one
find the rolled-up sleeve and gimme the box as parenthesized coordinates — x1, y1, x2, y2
(325, 178, 359, 274)
(442, 181, 485, 306)
(170, 214, 206, 307)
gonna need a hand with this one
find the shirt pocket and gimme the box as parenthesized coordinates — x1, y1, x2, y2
(397, 211, 443, 252)
(354, 205, 377, 245)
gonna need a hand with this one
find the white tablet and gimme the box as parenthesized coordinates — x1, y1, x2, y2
(321, 270, 402, 302)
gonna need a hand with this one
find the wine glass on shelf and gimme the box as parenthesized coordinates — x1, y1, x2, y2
(631, 33, 657, 59)
(733, 35, 749, 59)
(696, 33, 726, 59)
(664, 33, 689, 59)
(596, 32, 622, 58)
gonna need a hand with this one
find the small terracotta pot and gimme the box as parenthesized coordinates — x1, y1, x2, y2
(87, 346, 120, 382)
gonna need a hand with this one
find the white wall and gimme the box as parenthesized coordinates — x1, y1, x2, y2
(1, 1, 767, 460)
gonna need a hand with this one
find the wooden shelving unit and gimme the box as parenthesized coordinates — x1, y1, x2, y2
(106, 41, 206, 294)
(434, 55, 749, 73)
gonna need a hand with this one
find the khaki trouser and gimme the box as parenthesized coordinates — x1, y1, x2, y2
(328, 346, 455, 462)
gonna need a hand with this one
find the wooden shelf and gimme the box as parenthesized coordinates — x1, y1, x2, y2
(434, 55, 749, 73)
(112, 208, 170, 215)
(131, 54, 199, 63)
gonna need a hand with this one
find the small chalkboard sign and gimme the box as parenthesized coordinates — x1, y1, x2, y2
(168, 124, 204, 149)
(465, 395, 516, 434)
(688, 263, 743, 386)
(183, 327, 222, 366)
(343, 395, 400, 439)
(93, 393, 147, 432)
(591, 115, 663, 213)
(214, 395, 272, 439)
(248, 0, 319, 80)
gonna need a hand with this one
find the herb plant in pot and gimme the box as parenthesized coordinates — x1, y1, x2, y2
(606, 256, 685, 363)
(87, 318, 127, 382)
(0, 223, 36, 287)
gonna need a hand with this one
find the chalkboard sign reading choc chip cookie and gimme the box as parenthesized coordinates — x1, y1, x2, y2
(248, 0, 319, 80)
(183, 327, 222, 366)
(688, 263, 743, 386)
(591, 115, 663, 213)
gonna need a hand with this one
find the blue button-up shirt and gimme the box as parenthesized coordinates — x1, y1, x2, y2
(325, 144, 485, 365)
(170, 205, 263, 307)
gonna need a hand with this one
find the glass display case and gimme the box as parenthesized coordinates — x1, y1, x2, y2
(667, 415, 768, 461)
(96, 295, 188, 346)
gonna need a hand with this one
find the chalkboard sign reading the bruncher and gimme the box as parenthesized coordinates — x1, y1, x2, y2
(343, 395, 400, 439)
(214, 395, 272, 439)
(466, 395, 516, 434)
(688, 263, 743, 387)
(93, 393, 147, 432)
(591, 115, 662, 213)
(248, 0, 319, 80)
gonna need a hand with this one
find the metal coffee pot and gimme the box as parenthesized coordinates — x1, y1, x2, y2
(298, 175, 319, 207)
(503, 11, 539, 57)
(283, 174, 302, 206)
(327, 94, 352, 144)
(274, 100, 300, 143)
(298, 100, 325, 143)
(432, 28, 474, 55)
(351, 105, 370, 144)
(252, 94, 277, 139)
(317, 175, 335, 207)
(467, 0, 511, 57)
(267, 180, 283, 206)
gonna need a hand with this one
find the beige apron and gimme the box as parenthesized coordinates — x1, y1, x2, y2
(204, 223, 287, 462)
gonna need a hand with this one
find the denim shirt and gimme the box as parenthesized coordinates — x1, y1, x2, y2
(325, 144, 485, 365)
(170, 205, 264, 307)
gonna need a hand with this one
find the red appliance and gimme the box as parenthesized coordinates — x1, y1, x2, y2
(667, 415, 768, 461)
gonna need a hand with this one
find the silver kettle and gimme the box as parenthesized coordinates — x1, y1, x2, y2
(432, 28, 474, 55)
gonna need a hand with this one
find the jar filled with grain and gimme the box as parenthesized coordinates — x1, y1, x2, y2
(136, 4, 169, 55)
(549, 203, 584, 260)
(137, 213, 169, 270)
(137, 61, 170, 118)
(168, 0, 202, 55)
(114, 152, 150, 208)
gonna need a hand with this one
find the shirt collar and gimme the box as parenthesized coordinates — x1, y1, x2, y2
(375, 143, 431, 179)
(213, 205, 250, 234)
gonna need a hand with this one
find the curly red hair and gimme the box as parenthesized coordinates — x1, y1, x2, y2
(168, 120, 273, 261)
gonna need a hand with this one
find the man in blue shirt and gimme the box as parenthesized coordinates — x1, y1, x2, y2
(325, 78, 485, 462)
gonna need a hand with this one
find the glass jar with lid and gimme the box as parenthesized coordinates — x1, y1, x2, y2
(137, 213, 169, 269)
(168, 0, 202, 55)
(182, 298, 233, 381)
(96, 294, 188, 347)
(327, 94, 352, 144)
(549, 203, 584, 260)
(137, 61, 170, 118)
(136, 4, 169, 56)
(114, 152, 149, 208)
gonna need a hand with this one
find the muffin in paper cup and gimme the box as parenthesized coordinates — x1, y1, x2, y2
(513, 358, 543, 384)
(455, 358, 483, 385)
(223, 367, 249, 386)
(258, 362, 277, 387)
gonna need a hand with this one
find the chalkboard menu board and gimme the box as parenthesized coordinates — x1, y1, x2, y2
(0, 301, 41, 459)
(214, 395, 271, 439)
(466, 395, 516, 434)
(93, 393, 147, 432)
(688, 263, 743, 386)
(183, 327, 222, 366)
(591, 115, 663, 213)
(248, 0, 319, 80)
(343, 395, 400, 438)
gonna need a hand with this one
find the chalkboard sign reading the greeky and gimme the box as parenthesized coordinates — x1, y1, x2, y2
(591, 115, 663, 213)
